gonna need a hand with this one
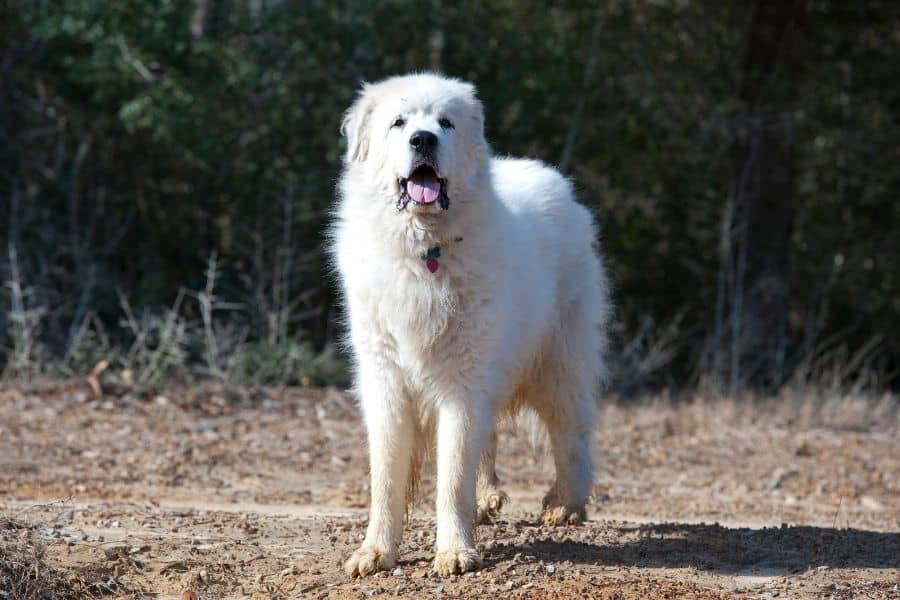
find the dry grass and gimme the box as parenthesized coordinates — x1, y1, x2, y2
(0, 515, 134, 600)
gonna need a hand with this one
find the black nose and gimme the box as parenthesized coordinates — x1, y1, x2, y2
(409, 130, 437, 152)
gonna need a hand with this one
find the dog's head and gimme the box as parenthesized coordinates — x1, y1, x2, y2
(341, 73, 489, 214)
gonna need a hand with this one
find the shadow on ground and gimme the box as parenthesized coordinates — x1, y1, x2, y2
(487, 522, 900, 574)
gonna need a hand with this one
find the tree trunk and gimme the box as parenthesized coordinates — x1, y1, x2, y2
(717, 1, 807, 390)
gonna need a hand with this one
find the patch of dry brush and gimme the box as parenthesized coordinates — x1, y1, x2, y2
(0, 516, 132, 600)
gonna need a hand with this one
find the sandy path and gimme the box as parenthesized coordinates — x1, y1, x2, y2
(1, 383, 898, 598)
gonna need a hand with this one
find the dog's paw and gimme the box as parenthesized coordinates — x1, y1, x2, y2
(476, 488, 508, 524)
(432, 548, 482, 576)
(344, 545, 396, 578)
(540, 504, 586, 526)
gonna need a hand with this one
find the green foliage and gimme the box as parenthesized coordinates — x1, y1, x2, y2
(1, 0, 897, 390)
(232, 341, 349, 387)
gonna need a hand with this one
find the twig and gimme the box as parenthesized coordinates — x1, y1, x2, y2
(558, 17, 602, 173)
(831, 496, 843, 529)
(12, 494, 75, 518)
(86, 358, 110, 398)
(199, 251, 222, 379)
(115, 36, 155, 82)
(5, 242, 45, 376)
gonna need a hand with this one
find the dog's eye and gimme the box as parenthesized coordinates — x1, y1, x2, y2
(391, 117, 406, 129)
(438, 117, 454, 129)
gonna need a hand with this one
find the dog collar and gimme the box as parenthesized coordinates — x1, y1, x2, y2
(421, 246, 440, 273)
(419, 237, 461, 273)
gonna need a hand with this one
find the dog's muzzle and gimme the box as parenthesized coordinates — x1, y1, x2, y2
(397, 164, 450, 211)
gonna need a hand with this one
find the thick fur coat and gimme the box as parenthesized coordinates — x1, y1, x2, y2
(330, 73, 611, 577)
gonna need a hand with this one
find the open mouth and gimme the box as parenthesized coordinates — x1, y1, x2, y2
(398, 165, 450, 211)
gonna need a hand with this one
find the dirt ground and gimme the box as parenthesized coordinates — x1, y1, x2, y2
(1, 382, 898, 599)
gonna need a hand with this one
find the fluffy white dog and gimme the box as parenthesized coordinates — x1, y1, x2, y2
(331, 73, 610, 577)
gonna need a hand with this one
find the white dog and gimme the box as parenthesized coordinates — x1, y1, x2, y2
(331, 73, 610, 577)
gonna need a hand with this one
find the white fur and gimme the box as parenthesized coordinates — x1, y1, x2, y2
(331, 73, 610, 577)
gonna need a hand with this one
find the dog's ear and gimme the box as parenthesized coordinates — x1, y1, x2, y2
(455, 80, 485, 139)
(341, 85, 376, 164)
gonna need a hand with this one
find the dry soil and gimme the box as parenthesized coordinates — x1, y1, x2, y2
(1, 382, 898, 599)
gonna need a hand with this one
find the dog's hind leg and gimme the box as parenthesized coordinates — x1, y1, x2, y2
(476, 431, 508, 524)
(538, 393, 596, 526)
(532, 307, 602, 526)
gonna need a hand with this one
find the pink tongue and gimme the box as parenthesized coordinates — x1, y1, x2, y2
(406, 171, 440, 204)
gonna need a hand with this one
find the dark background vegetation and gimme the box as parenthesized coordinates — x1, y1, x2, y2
(1, 1, 897, 394)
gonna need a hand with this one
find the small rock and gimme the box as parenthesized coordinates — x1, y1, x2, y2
(103, 546, 128, 560)
(860, 496, 884, 511)
(545, 563, 556, 574)
(280, 565, 299, 577)
(392, 568, 404, 577)
(768, 468, 787, 491)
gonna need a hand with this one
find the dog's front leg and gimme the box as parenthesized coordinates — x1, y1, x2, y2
(345, 363, 413, 577)
(433, 398, 489, 575)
